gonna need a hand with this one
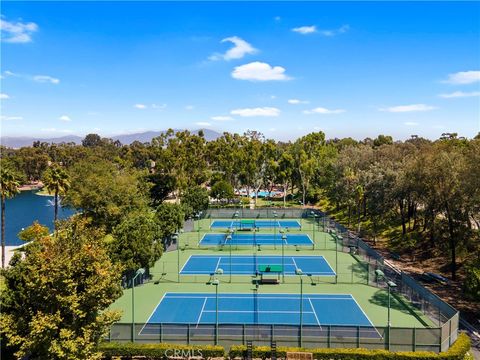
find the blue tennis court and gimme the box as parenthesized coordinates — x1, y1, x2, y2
(180, 255, 335, 276)
(210, 220, 301, 229)
(199, 233, 313, 246)
(142, 293, 375, 328)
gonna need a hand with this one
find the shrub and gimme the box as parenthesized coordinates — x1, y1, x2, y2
(228, 333, 470, 360)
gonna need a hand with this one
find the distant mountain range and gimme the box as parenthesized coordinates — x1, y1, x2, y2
(0, 129, 222, 148)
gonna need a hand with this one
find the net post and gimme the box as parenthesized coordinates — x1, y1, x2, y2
(187, 323, 190, 345)
(160, 323, 163, 343)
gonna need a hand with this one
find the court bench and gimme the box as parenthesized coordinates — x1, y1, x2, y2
(256, 265, 282, 285)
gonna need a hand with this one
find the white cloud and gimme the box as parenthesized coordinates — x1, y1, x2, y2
(438, 91, 480, 98)
(292, 24, 349, 36)
(231, 107, 280, 117)
(232, 62, 291, 81)
(134, 103, 166, 110)
(33, 75, 60, 84)
(0, 93, 10, 99)
(404, 121, 419, 126)
(209, 36, 257, 61)
(288, 99, 309, 105)
(292, 26, 317, 34)
(185, 105, 195, 110)
(211, 115, 234, 121)
(274, 16, 281, 22)
(4, 71, 60, 84)
(0, 18, 38, 43)
(443, 71, 480, 85)
(318, 25, 350, 37)
(59, 115, 71, 122)
(0, 115, 23, 121)
(303, 107, 345, 114)
(269, 128, 277, 132)
(379, 104, 436, 113)
(195, 122, 212, 127)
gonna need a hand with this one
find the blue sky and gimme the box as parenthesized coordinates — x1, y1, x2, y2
(1, 1, 479, 141)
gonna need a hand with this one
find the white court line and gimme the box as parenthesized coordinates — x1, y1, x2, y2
(214, 257, 221, 272)
(308, 297, 322, 329)
(320, 256, 336, 275)
(164, 295, 355, 300)
(292, 257, 299, 271)
(139, 292, 167, 335)
(179, 254, 193, 274)
(202, 310, 315, 314)
(180, 271, 335, 275)
(349, 295, 382, 338)
(196, 297, 208, 326)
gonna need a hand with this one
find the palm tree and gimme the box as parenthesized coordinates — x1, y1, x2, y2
(1, 168, 20, 268)
(42, 165, 70, 223)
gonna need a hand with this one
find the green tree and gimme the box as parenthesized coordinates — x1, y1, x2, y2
(82, 133, 103, 147)
(146, 172, 177, 206)
(64, 158, 149, 231)
(210, 180, 235, 204)
(155, 203, 184, 241)
(373, 134, 393, 147)
(110, 211, 162, 281)
(181, 186, 209, 218)
(0, 219, 122, 359)
(18, 221, 50, 242)
(42, 165, 70, 222)
(0, 166, 21, 268)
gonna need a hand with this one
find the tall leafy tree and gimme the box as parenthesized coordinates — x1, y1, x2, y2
(0, 219, 122, 359)
(180, 185, 209, 219)
(64, 158, 149, 231)
(110, 211, 162, 281)
(210, 180, 235, 204)
(0, 166, 20, 268)
(42, 165, 71, 222)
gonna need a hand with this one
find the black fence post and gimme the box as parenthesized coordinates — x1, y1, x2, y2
(246, 340, 253, 360)
(271, 341, 277, 360)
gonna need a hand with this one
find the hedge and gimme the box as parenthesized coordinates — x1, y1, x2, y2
(99, 342, 225, 359)
(228, 333, 471, 360)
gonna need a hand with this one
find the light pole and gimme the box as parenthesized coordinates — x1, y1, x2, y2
(132, 267, 145, 343)
(234, 211, 239, 230)
(212, 268, 223, 345)
(273, 211, 278, 249)
(387, 280, 397, 350)
(227, 232, 233, 283)
(281, 232, 287, 282)
(309, 211, 316, 248)
(296, 268, 303, 348)
(173, 232, 180, 283)
(333, 229, 338, 284)
(374, 270, 396, 350)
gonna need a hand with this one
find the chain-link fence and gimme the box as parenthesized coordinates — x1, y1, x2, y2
(108, 322, 443, 352)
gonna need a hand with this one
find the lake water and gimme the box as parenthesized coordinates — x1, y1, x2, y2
(0, 190, 76, 246)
